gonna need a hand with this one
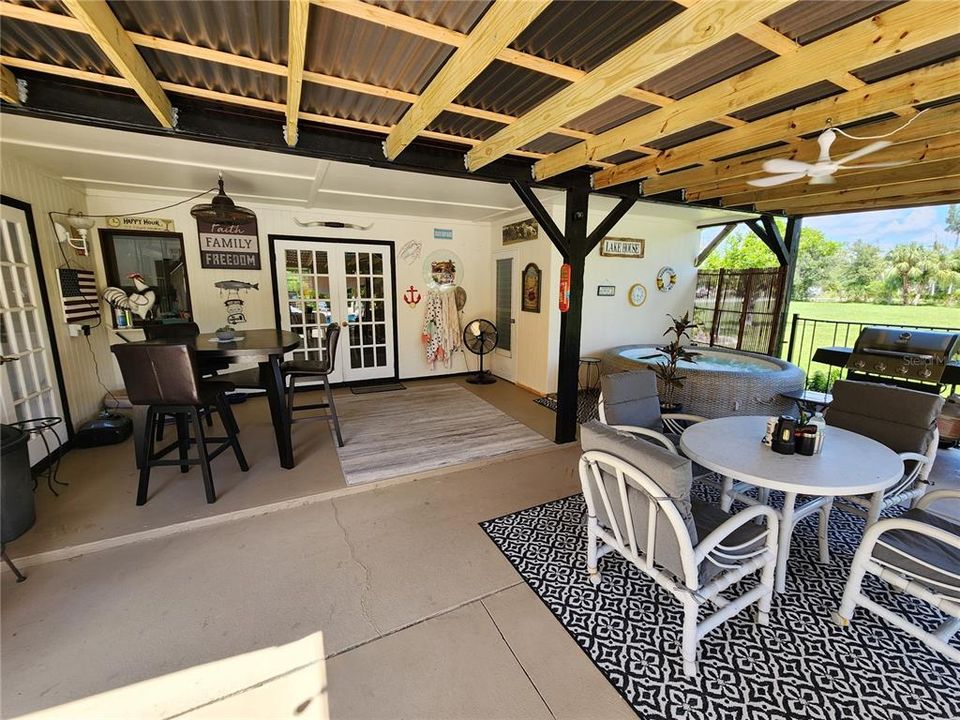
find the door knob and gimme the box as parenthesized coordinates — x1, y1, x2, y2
(341, 321, 349, 327)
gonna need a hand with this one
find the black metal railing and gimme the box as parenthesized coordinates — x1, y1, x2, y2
(783, 313, 960, 391)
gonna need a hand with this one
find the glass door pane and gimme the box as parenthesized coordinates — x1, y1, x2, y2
(342, 247, 391, 377)
(284, 247, 334, 364)
(495, 258, 513, 353)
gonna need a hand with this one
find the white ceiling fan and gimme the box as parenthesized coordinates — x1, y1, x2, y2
(747, 128, 909, 187)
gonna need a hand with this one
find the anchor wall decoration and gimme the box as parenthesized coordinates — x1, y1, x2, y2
(403, 285, 422, 308)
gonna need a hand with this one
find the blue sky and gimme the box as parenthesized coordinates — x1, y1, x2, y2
(803, 204, 954, 249)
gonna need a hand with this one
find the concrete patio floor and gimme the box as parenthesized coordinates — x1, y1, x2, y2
(2, 375, 958, 719)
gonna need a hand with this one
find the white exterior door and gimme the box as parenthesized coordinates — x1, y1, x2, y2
(0, 203, 66, 465)
(275, 239, 395, 384)
(491, 252, 518, 382)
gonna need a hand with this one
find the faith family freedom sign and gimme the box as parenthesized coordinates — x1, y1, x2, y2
(197, 219, 261, 270)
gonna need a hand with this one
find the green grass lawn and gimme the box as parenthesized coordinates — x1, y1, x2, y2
(782, 301, 959, 385)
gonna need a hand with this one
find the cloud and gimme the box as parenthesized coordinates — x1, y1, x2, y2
(804, 205, 950, 248)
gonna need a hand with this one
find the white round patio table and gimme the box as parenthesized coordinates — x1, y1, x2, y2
(680, 415, 903, 593)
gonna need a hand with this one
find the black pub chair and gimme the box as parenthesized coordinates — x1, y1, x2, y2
(283, 323, 344, 447)
(112, 342, 248, 505)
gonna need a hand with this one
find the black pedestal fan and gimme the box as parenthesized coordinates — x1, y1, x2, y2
(463, 319, 498, 385)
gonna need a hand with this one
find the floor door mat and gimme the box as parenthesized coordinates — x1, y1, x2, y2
(350, 383, 406, 395)
(480, 482, 960, 720)
(534, 388, 600, 424)
(334, 384, 552, 485)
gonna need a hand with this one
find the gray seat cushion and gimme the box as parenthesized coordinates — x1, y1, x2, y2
(872, 508, 960, 599)
(580, 421, 695, 580)
(600, 371, 662, 429)
(664, 432, 711, 478)
(691, 499, 768, 581)
(826, 380, 943, 456)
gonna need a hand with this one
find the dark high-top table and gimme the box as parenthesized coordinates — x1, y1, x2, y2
(130, 329, 302, 469)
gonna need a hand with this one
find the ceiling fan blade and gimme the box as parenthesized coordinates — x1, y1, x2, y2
(835, 140, 891, 165)
(762, 158, 814, 174)
(748, 173, 806, 187)
(836, 160, 910, 170)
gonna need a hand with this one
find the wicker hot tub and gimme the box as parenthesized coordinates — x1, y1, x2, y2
(601, 345, 805, 418)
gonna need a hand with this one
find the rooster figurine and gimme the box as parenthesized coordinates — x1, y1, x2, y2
(101, 272, 157, 320)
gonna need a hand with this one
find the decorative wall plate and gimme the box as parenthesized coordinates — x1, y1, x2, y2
(656, 266, 678, 292)
(628, 283, 647, 307)
(422, 249, 463, 287)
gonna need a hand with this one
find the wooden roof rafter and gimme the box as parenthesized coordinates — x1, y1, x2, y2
(285, 0, 310, 147)
(0, 64, 19, 105)
(464, 0, 794, 172)
(536, 1, 953, 181)
(59, 0, 173, 128)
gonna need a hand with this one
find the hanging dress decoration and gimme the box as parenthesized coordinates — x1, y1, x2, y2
(422, 285, 462, 368)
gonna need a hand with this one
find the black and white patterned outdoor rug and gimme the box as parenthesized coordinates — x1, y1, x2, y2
(480, 484, 960, 720)
(534, 388, 600, 423)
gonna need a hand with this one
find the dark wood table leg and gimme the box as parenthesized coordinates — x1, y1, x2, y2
(132, 405, 148, 470)
(260, 356, 294, 469)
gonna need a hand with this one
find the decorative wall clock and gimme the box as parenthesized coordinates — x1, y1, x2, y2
(628, 283, 647, 307)
(656, 266, 678, 292)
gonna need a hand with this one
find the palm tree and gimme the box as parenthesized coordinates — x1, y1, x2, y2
(885, 243, 929, 305)
(924, 242, 960, 298)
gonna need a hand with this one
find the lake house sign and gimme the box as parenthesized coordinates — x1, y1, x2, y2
(197, 219, 261, 270)
(599, 237, 645, 259)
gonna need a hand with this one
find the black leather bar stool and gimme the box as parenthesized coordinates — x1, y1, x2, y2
(112, 342, 248, 505)
(282, 323, 344, 447)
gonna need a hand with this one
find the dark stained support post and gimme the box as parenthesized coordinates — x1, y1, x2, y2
(774, 216, 803, 353)
(555, 187, 590, 443)
(509, 180, 567, 255)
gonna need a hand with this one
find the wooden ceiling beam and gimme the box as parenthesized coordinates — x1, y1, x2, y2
(0, 55, 564, 164)
(285, 0, 310, 147)
(781, 190, 960, 217)
(638, 104, 960, 196)
(383, 0, 550, 160)
(60, 0, 173, 128)
(536, 2, 952, 180)
(0, 64, 20, 105)
(724, 155, 960, 207)
(756, 176, 960, 213)
(593, 57, 960, 190)
(0, 2, 602, 149)
(466, 0, 791, 172)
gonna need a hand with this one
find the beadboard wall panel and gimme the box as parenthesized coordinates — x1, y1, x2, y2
(2, 156, 113, 430)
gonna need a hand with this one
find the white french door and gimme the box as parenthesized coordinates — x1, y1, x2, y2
(0, 203, 66, 465)
(491, 252, 518, 382)
(275, 239, 395, 384)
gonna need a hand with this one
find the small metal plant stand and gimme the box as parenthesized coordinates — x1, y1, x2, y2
(11, 417, 66, 496)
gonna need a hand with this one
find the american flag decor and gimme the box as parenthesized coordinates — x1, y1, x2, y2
(58, 268, 100, 323)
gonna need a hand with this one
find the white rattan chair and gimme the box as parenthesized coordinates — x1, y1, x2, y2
(833, 489, 960, 662)
(825, 380, 944, 527)
(580, 422, 779, 677)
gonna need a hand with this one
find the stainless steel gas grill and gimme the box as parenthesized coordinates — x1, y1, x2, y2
(813, 326, 960, 392)
(849, 327, 959, 384)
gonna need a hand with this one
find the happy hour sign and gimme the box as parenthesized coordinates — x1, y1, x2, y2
(197, 219, 261, 270)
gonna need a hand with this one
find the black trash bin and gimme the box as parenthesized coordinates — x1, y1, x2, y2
(1, 424, 34, 582)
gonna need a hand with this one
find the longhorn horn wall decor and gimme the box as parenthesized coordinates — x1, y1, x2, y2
(294, 218, 373, 230)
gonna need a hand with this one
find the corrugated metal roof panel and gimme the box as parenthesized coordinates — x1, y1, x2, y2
(853, 35, 960, 83)
(511, 1, 684, 72)
(732, 80, 844, 123)
(765, 1, 903, 45)
(305, 5, 453, 95)
(522, 134, 580, 155)
(566, 96, 656, 134)
(426, 111, 502, 141)
(139, 49, 285, 103)
(0, 17, 115, 75)
(300, 83, 408, 126)
(456, 60, 569, 117)
(368, 0, 491, 33)
(109, 0, 288, 64)
(602, 150, 647, 165)
(640, 35, 775, 100)
(646, 122, 727, 151)
(7, 0, 64, 13)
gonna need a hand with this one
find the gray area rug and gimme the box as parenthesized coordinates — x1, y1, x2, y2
(333, 383, 553, 485)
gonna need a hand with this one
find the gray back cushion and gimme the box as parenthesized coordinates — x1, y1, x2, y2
(580, 421, 696, 580)
(600, 371, 662, 429)
(825, 380, 944, 455)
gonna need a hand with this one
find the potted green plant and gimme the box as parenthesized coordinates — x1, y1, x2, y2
(216, 325, 236, 341)
(653, 312, 700, 413)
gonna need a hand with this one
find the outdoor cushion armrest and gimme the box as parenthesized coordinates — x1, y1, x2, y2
(693, 504, 779, 566)
(916, 489, 960, 511)
(607, 425, 679, 454)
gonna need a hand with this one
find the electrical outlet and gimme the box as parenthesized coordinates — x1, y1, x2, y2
(68, 324, 83, 337)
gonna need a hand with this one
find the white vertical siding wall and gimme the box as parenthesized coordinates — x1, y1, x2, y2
(1, 157, 114, 429)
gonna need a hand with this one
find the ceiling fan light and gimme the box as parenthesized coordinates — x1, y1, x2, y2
(808, 175, 836, 185)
